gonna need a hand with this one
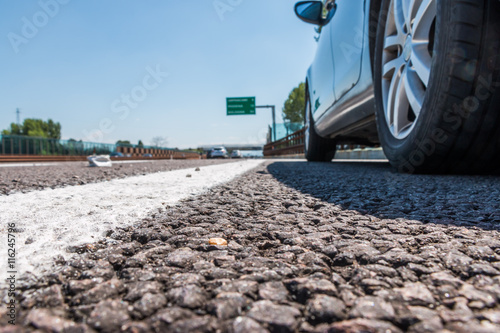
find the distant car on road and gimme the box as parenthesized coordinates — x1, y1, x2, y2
(230, 150, 243, 159)
(294, 0, 500, 173)
(142, 153, 153, 158)
(209, 147, 228, 159)
(110, 152, 124, 158)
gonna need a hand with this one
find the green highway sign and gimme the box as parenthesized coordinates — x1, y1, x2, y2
(226, 97, 256, 115)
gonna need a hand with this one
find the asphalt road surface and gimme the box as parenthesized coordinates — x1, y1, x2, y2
(0, 160, 263, 278)
(2, 160, 500, 332)
(0, 159, 237, 195)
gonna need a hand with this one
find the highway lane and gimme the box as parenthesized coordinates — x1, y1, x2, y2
(0, 159, 238, 195)
(3, 160, 500, 332)
(0, 160, 263, 278)
(0, 160, 172, 168)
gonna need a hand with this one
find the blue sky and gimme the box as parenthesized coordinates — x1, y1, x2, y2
(0, 0, 317, 148)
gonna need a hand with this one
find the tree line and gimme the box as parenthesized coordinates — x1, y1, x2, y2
(1, 119, 168, 148)
(2, 118, 61, 139)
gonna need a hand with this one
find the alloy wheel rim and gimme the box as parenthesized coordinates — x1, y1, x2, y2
(381, 0, 436, 139)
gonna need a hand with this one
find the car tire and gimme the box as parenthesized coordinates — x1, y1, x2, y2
(374, 0, 500, 173)
(304, 93, 337, 162)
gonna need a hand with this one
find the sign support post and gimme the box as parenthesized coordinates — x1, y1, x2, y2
(226, 97, 276, 142)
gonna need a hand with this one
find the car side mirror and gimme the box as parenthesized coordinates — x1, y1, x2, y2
(294, 1, 335, 26)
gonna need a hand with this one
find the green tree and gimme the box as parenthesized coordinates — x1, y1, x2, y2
(137, 140, 144, 147)
(1, 118, 61, 139)
(116, 140, 132, 146)
(46, 119, 61, 139)
(1, 123, 21, 136)
(282, 82, 306, 124)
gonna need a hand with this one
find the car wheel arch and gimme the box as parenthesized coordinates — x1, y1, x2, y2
(368, 0, 383, 78)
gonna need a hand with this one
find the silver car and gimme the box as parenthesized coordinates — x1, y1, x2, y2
(209, 147, 228, 159)
(295, 0, 500, 173)
(230, 150, 243, 158)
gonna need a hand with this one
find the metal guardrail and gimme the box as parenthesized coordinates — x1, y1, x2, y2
(116, 146, 201, 159)
(263, 128, 381, 158)
(263, 128, 305, 157)
(0, 155, 88, 163)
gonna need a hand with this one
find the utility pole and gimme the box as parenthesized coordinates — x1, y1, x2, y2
(256, 105, 276, 142)
(16, 108, 21, 125)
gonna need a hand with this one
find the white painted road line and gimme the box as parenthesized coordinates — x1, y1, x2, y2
(0, 160, 264, 278)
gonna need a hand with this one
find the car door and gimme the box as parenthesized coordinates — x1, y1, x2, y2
(308, 3, 337, 119)
(330, 0, 366, 101)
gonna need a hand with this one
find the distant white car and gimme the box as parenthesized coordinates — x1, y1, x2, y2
(209, 147, 228, 159)
(230, 150, 242, 158)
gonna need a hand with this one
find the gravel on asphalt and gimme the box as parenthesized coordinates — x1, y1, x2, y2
(2, 160, 500, 332)
(0, 159, 237, 195)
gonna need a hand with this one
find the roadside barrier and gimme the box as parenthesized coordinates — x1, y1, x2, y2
(0, 155, 87, 163)
(115, 146, 201, 159)
(0, 135, 202, 162)
(0, 153, 201, 163)
(263, 128, 305, 157)
(263, 128, 386, 160)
